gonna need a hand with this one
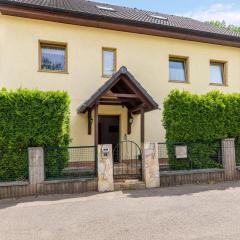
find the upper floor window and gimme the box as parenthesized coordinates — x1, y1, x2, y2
(169, 56, 188, 83)
(102, 48, 116, 77)
(210, 61, 226, 85)
(39, 41, 68, 73)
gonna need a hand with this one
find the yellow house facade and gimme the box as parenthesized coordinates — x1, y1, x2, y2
(1, 0, 240, 147)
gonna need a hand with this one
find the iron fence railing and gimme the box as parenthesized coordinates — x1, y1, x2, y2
(44, 146, 97, 180)
(158, 141, 223, 171)
(0, 148, 29, 182)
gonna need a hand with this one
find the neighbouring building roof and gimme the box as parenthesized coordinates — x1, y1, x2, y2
(77, 66, 159, 113)
(1, 0, 240, 47)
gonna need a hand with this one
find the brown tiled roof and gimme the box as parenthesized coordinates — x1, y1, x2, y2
(1, 0, 240, 41)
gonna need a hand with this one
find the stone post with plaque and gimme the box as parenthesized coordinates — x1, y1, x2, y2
(97, 144, 114, 192)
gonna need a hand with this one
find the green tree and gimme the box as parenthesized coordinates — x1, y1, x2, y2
(207, 20, 240, 33)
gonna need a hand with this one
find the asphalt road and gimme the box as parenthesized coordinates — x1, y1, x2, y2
(1, 182, 240, 240)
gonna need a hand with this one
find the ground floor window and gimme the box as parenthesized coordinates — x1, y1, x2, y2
(169, 56, 188, 83)
(210, 61, 226, 85)
(39, 40, 68, 73)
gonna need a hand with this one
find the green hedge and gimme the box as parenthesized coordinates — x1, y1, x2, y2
(0, 88, 70, 181)
(163, 90, 240, 169)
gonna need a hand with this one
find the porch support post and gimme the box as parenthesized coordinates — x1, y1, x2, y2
(140, 107, 145, 144)
(88, 110, 92, 135)
(94, 104, 99, 146)
(127, 110, 132, 135)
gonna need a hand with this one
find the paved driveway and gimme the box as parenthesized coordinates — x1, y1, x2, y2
(1, 182, 240, 240)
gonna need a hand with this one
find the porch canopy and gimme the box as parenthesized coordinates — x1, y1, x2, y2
(77, 66, 159, 144)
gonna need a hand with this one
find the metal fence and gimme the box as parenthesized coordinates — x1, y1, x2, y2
(44, 146, 97, 180)
(158, 143, 169, 171)
(113, 140, 142, 181)
(235, 138, 240, 166)
(158, 141, 223, 171)
(0, 148, 28, 182)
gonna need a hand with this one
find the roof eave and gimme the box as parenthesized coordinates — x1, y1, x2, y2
(1, 2, 240, 47)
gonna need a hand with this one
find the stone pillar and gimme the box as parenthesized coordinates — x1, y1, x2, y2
(97, 144, 114, 192)
(221, 138, 237, 180)
(28, 147, 44, 184)
(143, 142, 160, 188)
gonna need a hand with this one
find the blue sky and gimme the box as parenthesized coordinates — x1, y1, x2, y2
(97, 0, 240, 25)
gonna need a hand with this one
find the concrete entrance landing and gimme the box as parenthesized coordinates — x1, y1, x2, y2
(114, 179, 146, 191)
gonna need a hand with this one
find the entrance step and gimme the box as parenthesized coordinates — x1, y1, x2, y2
(114, 180, 146, 191)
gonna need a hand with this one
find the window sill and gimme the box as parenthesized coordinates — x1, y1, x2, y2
(169, 80, 190, 84)
(38, 69, 69, 74)
(102, 75, 113, 78)
(209, 83, 227, 87)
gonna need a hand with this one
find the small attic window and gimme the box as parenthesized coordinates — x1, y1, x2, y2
(150, 14, 168, 21)
(96, 5, 115, 11)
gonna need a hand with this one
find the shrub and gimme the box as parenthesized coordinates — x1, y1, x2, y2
(166, 141, 222, 170)
(0, 88, 70, 180)
(163, 90, 240, 169)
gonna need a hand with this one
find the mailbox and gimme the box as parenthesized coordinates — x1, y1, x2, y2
(102, 145, 110, 158)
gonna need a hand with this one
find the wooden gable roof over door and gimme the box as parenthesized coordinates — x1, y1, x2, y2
(77, 66, 159, 114)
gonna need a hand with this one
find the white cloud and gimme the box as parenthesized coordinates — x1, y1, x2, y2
(180, 3, 240, 25)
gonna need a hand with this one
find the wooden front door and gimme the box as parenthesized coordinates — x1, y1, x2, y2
(98, 116, 120, 147)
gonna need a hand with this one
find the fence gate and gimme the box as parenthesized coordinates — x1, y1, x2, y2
(113, 140, 142, 180)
